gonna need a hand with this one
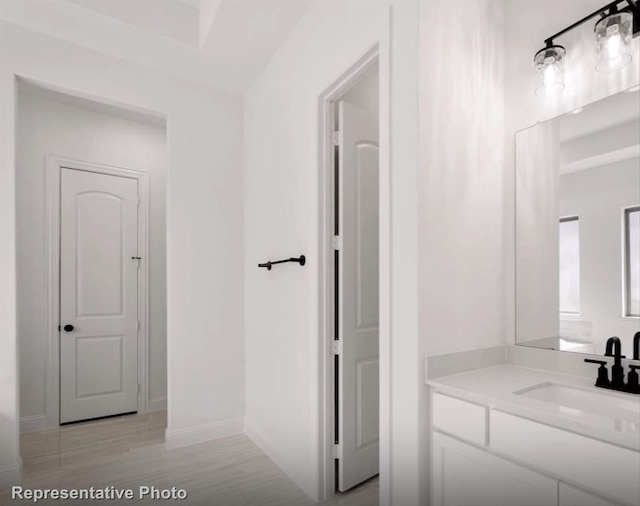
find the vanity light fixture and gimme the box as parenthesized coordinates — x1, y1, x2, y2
(535, 0, 639, 94)
(595, 6, 634, 72)
(534, 42, 566, 96)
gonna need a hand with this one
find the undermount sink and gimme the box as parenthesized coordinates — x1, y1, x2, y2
(513, 382, 640, 435)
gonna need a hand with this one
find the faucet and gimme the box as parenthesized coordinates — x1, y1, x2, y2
(604, 337, 625, 388)
(584, 336, 640, 394)
(630, 332, 640, 394)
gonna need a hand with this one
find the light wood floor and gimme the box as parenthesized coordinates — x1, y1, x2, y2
(0, 412, 378, 506)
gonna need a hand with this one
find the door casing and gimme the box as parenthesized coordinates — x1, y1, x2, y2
(317, 41, 390, 501)
(45, 156, 150, 428)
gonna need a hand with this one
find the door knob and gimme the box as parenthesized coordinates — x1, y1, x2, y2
(63, 324, 74, 332)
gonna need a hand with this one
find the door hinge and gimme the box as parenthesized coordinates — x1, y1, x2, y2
(137, 320, 141, 330)
(138, 383, 141, 393)
(331, 130, 342, 146)
(330, 340, 343, 356)
(331, 443, 342, 459)
(330, 235, 342, 251)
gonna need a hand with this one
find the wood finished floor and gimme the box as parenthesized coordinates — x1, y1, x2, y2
(0, 411, 378, 506)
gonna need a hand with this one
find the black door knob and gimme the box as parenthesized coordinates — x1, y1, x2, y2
(63, 324, 74, 332)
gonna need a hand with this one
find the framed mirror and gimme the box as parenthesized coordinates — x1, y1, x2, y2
(515, 86, 640, 356)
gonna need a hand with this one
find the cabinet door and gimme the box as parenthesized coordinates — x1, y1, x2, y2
(559, 483, 618, 506)
(433, 432, 558, 506)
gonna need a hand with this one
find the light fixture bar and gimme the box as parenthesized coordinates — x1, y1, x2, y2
(543, 0, 639, 46)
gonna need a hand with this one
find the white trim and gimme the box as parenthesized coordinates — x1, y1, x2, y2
(165, 417, 244, 450)
(317, 10, 391, 502)
(45, 156, 151, 428)
(147, 397, 168, 412)
(0, 459, 22, 489)
(20, 414, 48, 433)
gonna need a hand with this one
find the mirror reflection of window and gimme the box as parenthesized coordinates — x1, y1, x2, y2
(559, 216, 580, 314)
(625, 207, 640, 317)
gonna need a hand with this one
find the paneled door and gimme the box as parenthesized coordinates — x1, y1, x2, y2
(337, 101, 380, 491)
(59, 168, 139, 424)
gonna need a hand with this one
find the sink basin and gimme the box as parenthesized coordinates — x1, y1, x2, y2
(514, 382, 640, 435)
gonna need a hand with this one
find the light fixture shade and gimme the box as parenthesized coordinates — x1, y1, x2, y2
(534, 45, 566, 96)
(595, 11, 633, 72)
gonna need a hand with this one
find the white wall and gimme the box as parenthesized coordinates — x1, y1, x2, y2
(243, 2, 386, 498)
(417, 4, 505, 503)
(0, 21, 244, 486)
(504, 0, 640, 344)
(418, 0, 505, 357)
(243, 1, 421, 503)
(16, 86, 168, 427)
(559, 158, 640, 354)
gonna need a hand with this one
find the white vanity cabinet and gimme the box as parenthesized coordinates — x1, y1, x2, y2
(433, 432, 557, 506)
(430, 392, 637, 506)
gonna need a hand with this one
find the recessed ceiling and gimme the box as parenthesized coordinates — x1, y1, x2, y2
(0, 0, 313, 93)
(559, 89, 640, 175)
(66, 0, 201, 47)
(559, 87, 640, 142)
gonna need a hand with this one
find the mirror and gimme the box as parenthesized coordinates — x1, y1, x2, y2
(515, 87, 640, 356)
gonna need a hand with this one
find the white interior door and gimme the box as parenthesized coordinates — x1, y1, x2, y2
(59, 168, 139, 424)
(337, 100, 380, 491)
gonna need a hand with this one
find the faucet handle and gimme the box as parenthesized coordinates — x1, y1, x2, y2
(584, 359, 610, 388)
(626, 365, 640, 394)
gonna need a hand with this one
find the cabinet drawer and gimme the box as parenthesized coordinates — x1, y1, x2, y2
(432, 392, 488, 446)
(491, 410, 639, 506)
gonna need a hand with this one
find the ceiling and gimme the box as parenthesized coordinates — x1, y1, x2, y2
(0, 0, 313, 93)
(559, 86, 640, 142)
(559, 87, 640, 174)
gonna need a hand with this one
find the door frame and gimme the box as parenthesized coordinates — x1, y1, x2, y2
(317, 40, 390, 500)
(44, 156, 150, 428)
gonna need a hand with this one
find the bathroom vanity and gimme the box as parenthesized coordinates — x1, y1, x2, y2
(427, 365, 640, 506)
(426, 75, 640, 506)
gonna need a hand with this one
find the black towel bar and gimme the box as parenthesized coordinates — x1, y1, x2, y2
(258, 255, 306, 270)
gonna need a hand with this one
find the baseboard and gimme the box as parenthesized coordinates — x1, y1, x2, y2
(20, 414, 48, 433)
(147, 397, 167, 412)
(165, 417, 244, 450)
(245, 422, 317, 501)
(0, 459, 22, 489)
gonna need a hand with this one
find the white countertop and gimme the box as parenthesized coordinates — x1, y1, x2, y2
(426, 364, 640, 452)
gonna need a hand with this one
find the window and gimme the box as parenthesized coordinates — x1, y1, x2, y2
(559, 216, 580, 314)
(624, 207, 640, 317)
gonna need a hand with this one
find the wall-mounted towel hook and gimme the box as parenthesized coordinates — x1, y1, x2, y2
(258, 255, 306, 270)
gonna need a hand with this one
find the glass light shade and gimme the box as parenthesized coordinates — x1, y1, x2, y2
(595, 11, 633, 72)
(534, 45, 566, 96)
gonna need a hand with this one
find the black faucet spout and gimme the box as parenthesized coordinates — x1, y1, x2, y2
(605, 336, 622, 358)
(605, 337, 625, 387)
(634, 331, 640, 361)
